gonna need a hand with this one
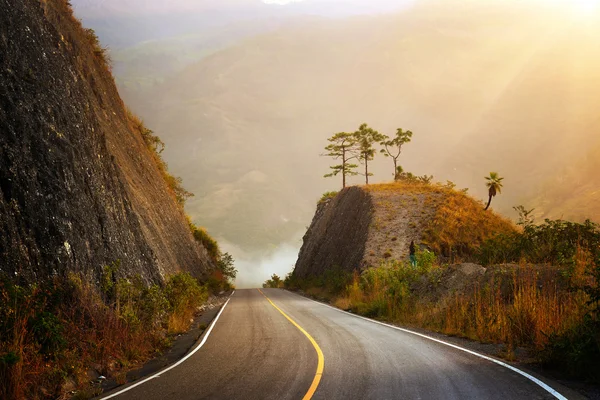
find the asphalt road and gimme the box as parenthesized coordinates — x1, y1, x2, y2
(100, 289, 576, 400)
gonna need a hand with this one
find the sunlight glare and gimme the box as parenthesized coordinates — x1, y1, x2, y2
(549, 0, 600, 16)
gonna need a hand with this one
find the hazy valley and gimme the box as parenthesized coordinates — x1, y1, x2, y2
(74, 0, 600, 286)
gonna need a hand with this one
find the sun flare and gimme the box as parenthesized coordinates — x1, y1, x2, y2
(546, 0, 600, 15)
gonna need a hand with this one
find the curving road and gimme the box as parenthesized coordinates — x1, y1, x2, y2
(100, 289, 579, 400)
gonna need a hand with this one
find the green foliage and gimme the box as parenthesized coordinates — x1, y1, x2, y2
(206, 252, 237, 293)
(416, 249, 437, 272)
(263, 274, 283, 288)
(138, 284, 170, 326)
(318, 191, 338, 204)
(322, 267, 353, 294)
(394, 168, 434, 185)
(353, 123, 385, 184)
(189, 222, 220, 262)
(356, 261, 421, 318)
(478, 219, 600, 268)
(477, 218, 600, 380)
(101, 260, 120, 302)
(0, 352, 20, 367)
(217, 252, 237, 283)
(283, 267, 352, 296)
(29, 312, 66, 356)
(165, 273, 207, 313)
(283, 272, 298, 289)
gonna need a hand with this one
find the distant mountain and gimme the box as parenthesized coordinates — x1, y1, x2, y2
(70, 0, 415, 48)
(534, 143, 600, 222)
(100, 0, 600, 252)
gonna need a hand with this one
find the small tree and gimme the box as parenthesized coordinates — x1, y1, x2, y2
(263, 274, 283, 288)
(354, 123, 384, 185)
(513, 205, 535, 227)
(484, 172, 504, 211)
(217, 252, 237, 283)
(380, 128, 413, 180)
(323, 132, 359, 188)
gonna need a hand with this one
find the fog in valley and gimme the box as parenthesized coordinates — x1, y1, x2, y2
(71, 0, 600, 287)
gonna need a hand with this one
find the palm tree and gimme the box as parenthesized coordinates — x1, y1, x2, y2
(484, 172, 504, 211)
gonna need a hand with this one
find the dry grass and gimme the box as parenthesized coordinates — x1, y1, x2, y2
(431, 268, 587, 349)
(0, 272, 208, 399)
(423, 190, 516, 259)
(331, 263, 590, 359)
(360, 180, 517, 265)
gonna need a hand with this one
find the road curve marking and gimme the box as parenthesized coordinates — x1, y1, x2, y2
(99, 291, 235, 399)
(258, 289, 324, 400)
(294, 291, 568, 400)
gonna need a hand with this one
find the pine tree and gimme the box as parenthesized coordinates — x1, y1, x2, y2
(323, 132, 359, 188)
(354, 123, 384, 185)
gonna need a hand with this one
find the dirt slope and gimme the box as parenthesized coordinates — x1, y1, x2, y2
(293, 182, 516, 278)
(0, 0, 214, 282)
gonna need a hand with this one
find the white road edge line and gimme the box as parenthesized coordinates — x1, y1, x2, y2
(293, 291, 568, 400)
(99, 291, 235, 399)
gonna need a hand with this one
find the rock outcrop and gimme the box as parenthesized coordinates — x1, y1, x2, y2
(293, 182, 516, 278)
(0, 0, 214, 283)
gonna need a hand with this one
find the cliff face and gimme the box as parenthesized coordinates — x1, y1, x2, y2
(0, 0, 214, 282)
(293, 182, 516, 278)
(294, 187, 373, 279)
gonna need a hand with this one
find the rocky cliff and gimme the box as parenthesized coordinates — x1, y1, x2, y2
(293, 182, 516, 279)
(0, 0, 214, 282)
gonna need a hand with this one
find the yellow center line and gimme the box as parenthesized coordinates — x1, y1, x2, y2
(257, 289, 324, 400)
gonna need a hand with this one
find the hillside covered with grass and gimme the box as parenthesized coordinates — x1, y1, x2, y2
(293, 180, 516, 279)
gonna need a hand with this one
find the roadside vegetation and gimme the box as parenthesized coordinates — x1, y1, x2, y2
(286, 218, 599, 383)
(318, 191, 339, 205)
(0, 262, 237, 400)
(263, 274, 285, 288)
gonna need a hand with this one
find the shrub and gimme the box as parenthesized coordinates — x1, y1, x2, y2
(263, 274, 284, 288)
(0, 271, 210, 398)
(318, 191, 338, 204)
(477, 219, 600, 268)
(165, 273, 207, 313)
(189, 222, 220, 262)
(217, 252, 237, 283)
(416, 249, 436, 272)
(207, 253, 237, 293)
(83, 28, 111, 71)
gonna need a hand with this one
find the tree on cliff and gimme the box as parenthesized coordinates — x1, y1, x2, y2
(323, 132, 359, 188)
(484, 172, 504, 210)
(354, 123, 385, 185)
(380, 128, 414, 180)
